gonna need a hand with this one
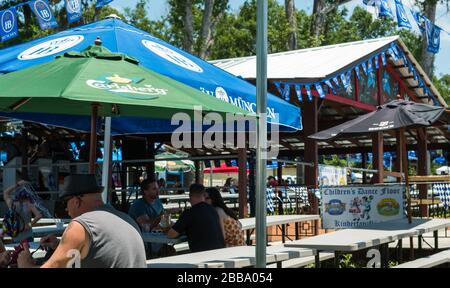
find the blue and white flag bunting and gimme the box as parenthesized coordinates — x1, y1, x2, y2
(0, 8, 18, 42)
(283, 83, 290, 101)
(295, 84, 302, 102)
(315, 83, 325, 99)
(324, 80, 336, 94)
(379, 0, 393, 18)
(29, 0, 58, 30)
(96, 0, 113, 8)
(305, 85, 313, 101)
(272, 42, 437, 104)
(425, 18, 442, 54)
(374, 55, 379, 69)
(274, 82, 282, 96)
(367, 59, 374, 73)
(333, 77, 340, 88)
(381, 52, 386, 66)
(340, 73, 349, 89)
(65, 0, 82, 23)
(355, 66, 361, 80)
(361, 62, 368, 75)
(395, 0, 411, 29)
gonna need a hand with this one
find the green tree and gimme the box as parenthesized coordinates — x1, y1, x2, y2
(433, 74, 450, 106)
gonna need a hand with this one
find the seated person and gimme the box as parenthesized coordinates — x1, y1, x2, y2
(3, 178, 42, 243)
(168, 184, 225, 253)
(128, 178, 169, 257)
(128, 178, 164, 231)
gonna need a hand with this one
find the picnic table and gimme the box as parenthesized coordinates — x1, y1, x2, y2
(146, 244, 315, 268)
(142, 231, 187, 245)
(32, 223, 68, 237)
(285, 218, 450, 268)
(240, 214, 320, 244)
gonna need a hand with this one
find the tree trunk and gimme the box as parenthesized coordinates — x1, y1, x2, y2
(420, 0, 437, 78)
(311, 0, 326, 40)
(285, 0, 297, 50)
(199, 0, 215, 59)
(183, 0, 194, 53)
(311, 0, 352, 43)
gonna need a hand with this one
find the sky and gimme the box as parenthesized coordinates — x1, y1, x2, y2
(110, 0, 449, 76)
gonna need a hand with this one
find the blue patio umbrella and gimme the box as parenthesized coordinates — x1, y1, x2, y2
(433, 156, 446, 164)
(0, 17, 301, 134)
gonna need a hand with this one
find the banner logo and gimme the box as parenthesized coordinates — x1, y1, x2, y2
(66, 0, 81, 14)
(86, 74, 167, 100)
(34, 0, 52, 21)
(18, 35, 84, 60)
(142, 40, 203, 73)
(1, 10, 14, 33)
(215, 87, 229, 103)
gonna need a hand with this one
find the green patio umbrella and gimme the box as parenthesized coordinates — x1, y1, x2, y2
(0, 45, 249, 118)
(0, 44, 251, 172)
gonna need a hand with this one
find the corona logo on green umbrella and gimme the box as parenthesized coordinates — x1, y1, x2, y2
(86, 74, 168, 100)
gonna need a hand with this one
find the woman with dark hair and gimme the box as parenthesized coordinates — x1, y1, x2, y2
(205, 187, 244, 247)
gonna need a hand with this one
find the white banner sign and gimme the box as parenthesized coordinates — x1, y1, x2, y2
(318, 164, 347, 186)
(322, 185, 404, 229)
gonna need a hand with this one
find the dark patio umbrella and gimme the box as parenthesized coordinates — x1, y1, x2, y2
(309, 99, 449, 224)
(309, 100, 447, 140)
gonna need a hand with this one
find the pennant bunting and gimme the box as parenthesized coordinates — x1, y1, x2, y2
(361, 62, 368, 75)
(374, 55, 379, 69)
(315, 83, 325, 99)
(65, 0, 82, 23)
(283, 83, 291, 101)
(332, 77, 340, 88)
(355, 66, 361, 80)
(295, 84, 302, 102)
(96, 0, 114, 8)
(340, 73, 349, 89)
(0, 8, 18, 42)
(305, 85, 313, 101)
(425, 18, 442, 54)
(395, 0, 412, 29)
(367, 59, 374, 73)
(324, 80, 336, 94)
(379, 0, 393, 18)
(29, 0, 58, 30)
(274, 82, 283, 96)
(381, 52, 386, 66)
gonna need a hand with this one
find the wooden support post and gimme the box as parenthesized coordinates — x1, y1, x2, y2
(362, 153, 367, 184)
(147, 139, 155, 180)
(238, 148, 248, 218)
(304, 97, 319, 234)
(372, 132, 384, 183)
(417, 128, 428, 217)
(194, 160, 201, 184)
(89, 103, 99, 174)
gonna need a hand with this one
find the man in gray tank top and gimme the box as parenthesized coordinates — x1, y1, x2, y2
(17, 174, 146, 268)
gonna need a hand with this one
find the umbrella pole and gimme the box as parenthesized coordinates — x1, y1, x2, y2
(89, 103, 99, 174)
(255, 0, 268, 268)
(101, 117, 112, 203)
(401, 129, 412, 224)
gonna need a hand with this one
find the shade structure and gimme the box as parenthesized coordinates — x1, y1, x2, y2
(309, 100, 447, 140)
(0, 45, 249, 118)
(309, 99, 448, 225)
(0, 17, 301, 132)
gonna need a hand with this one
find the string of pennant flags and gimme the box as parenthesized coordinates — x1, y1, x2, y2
(0, 0, 113, 42)
(273, 42, 439, 104)
(363, 0, 450, 54)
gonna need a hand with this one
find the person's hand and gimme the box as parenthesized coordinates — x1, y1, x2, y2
(151, 216, 162, 228)
(0, 251, 11, 268)
(17, 244, 35, 268)
(40, 234, 59, 250)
